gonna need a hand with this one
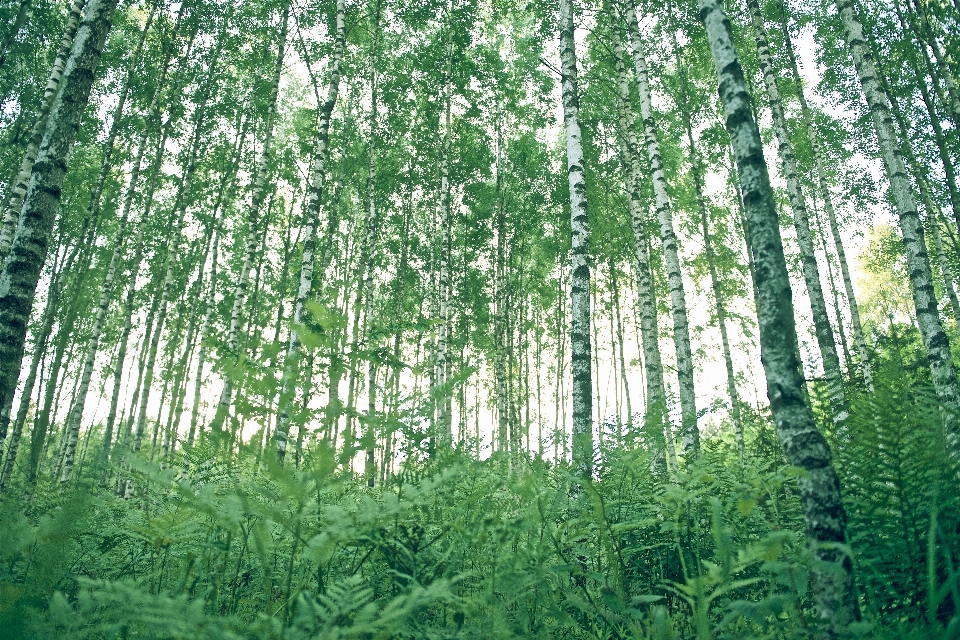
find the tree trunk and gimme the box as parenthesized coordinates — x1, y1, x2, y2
(700, 0, 858, 631)
(0, 0, 85, 262)
(778, 0, 874, 390)
(623, 1, 698, 457)
(276, 0, 345, 464)
(435, 7, 454, 443)
(930, 216, 960, 322)
(608, 6, 667, 470)
(747, 0, 848, 435)
(210, 2, 288, 436)
(0, 256, 60, 492)
(836, 0, 960, 443)
(560, 0, 593, 478)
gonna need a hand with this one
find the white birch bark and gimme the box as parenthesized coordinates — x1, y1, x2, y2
(747, 0, 849, 433)
(623, 2, 698, 456)
(493, 125, 510, 452)
(276, 0, 346, 464)
(608, 5, 668, 471)
(700, 0, 857, 630)
(560, 0, 593, 477)
(0, 0, 118, 438)
(777, 4, 874, 391)
(435, 11, 454, 443)
(360, 0, 383, 484)
(836, 0, 960, 443)
(0, 0, 85, 262)
(125, 102, 210, 497)
(209, 3, 288, 436)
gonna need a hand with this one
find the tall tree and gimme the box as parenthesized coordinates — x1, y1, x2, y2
(699, 0, 858, 631)
(0, 0, 119, 442)
(835, 0, 960, 444)
(560, 0, 593, 477)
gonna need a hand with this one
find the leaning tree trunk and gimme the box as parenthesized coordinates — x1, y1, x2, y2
(125, 96, 210, 497)
(0, 0, 118, 439)
(747, 0, 848, 434)
(209, 3, 288, 437)
(276, 0, 346, 465)
(930, 217, 960, 321)
(778, 0, 874, 391)
(608, 4, 668, 472)
(836, 0, 960, 443)
(560, 0, 593, 478)
(623, 1, 698, 457)
(700, 0, 858, 632)
(0, 0, 84, 262)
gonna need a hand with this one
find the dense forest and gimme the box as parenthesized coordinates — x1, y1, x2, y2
(0, 0, 958, 636)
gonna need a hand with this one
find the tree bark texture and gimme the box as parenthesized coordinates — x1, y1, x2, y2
(560, 0, 593, 478)
(700, 0, 858, 632)
(0, 0, 118, 441)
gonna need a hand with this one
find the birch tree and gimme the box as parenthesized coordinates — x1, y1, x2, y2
(560, 0, 593, 477)
(0, 0, 118, 440)
(700, 0, 858, 630)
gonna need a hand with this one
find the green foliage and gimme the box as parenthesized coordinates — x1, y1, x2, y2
(3, 404, 957, 639)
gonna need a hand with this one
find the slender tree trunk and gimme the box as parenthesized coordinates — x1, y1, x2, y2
(361, 0, 383, 485)
(608, 8, 667, 470)
(276, 0, 345, 464)
(836, 0, 960, 443)
(748, 0, 848, 434)
(125, 103, 210, 496)
(623, 1, 698, 456)
(210, 3, 288, 436)
(778, 1, 874, 391)
(609, 260, 632, 435)
(560, 0, 593, 478)
(931, 215, 960, 322)
(700, 0, 857, 631)
(0, 0, 85, 262)
(435, 7, 454, 442)
(493, 125, 509, 453)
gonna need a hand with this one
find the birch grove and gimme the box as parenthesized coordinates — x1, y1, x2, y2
(0, 0, 958, 635)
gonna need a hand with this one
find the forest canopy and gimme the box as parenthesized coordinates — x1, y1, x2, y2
(0, 0, 958, 637)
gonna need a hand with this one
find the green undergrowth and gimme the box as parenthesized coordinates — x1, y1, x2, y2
(1, 337, 959, 639)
